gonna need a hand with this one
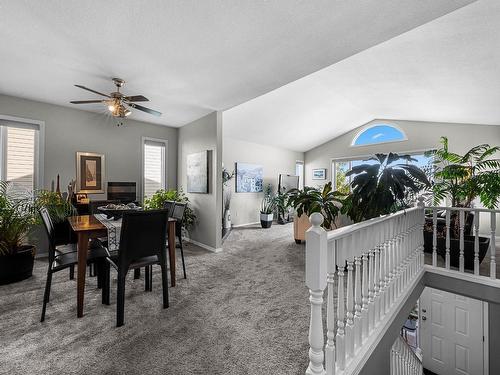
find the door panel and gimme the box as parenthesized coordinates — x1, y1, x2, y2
(420, 287, 484, 375)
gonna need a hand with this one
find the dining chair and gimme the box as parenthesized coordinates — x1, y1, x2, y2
(101, 209, 170, 327)
(39, 207, 109, 322)
(170, 203, 187, 279)
(162, 200, 176, 217)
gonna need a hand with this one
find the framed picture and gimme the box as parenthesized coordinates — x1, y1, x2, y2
(312, 168, 327, 180)
(76, 152, 105, 194)
(187, 150, 209, 193)
(235, 162, 263, 193)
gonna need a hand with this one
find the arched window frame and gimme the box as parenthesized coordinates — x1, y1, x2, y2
(351, 123, 407, 147)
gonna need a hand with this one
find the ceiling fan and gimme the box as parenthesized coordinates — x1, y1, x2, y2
(70, 78, 161, 118)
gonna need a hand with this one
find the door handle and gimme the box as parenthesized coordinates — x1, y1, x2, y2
(422, 316, 427, 321)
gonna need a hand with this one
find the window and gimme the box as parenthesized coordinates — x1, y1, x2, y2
(332, 152, 433, 193)
(352, 124, 407, 147)
(142, 138, 168, 200)
(0, 118, 42, 191)
(295, 161, 304, 190)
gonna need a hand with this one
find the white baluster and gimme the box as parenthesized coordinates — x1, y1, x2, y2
(361, 251, 369, 340)
(345, 256, 354, 359)
(379, 233, 386, 317)
(432, 209, 437, 267)
(336, 259, 346, 370)
(459, 210, 465, 273)
(305, 213, 327, 375)
(491, 212, 497, 280)
(373, 243, 380, 325)
(445, 209, 451, 270)
(354, 255, 362, 349)
(368, 247, 375, 332)
(474, 210, 480, 275)
(325, 240, 336, 375)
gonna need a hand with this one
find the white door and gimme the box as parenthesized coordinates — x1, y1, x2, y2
(420, 287, 484, 375)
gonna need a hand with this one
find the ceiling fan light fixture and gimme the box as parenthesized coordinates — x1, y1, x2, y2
(124, 109, 131, 117)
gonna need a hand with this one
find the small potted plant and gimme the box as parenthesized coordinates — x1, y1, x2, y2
(260, 184, 276, 229)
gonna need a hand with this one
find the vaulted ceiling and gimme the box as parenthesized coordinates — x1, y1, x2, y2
(0, 0, 475, 130)
(225, 0, 500, 152)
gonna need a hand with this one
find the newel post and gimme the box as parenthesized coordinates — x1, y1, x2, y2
(305, 213, 328, 375)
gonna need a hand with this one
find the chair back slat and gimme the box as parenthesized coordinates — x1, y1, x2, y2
(163, 200, 176, 217)
(39, 207, 57, 261)
(171, 203, 186, 221)
(118, 209, 169, 270)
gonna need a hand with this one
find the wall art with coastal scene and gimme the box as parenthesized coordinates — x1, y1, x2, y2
(235, 162, 263, 193)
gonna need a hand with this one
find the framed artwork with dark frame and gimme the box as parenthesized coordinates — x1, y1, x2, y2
(76, 152, 105, 194)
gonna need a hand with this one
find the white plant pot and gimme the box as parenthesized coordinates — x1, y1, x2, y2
(260, 213, 273, 228)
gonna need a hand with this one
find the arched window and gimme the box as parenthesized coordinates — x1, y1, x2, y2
(352, 124, 407, 146)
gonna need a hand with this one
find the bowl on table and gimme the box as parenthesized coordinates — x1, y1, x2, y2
(97, 203, 142, 220)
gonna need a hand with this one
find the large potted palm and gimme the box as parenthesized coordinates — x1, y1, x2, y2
(0, 182, 37, 284)
(423, 137, 500, 269)
(288, 182, 344, 243)
(342, 153, 430, 223)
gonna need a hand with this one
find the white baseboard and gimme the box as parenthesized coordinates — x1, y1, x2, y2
(232, 221, 260, 228)
(186, 238, 222, 253)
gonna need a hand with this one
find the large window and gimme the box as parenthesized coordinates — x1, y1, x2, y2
(295, 161, 304, 190)
(142, 138, 168, 200)
(333, 152, 433, 193)
(0, 118, 42, 191)
(352, 124, 407, 147)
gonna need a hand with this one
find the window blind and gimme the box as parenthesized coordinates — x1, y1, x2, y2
(143, 140, 166, 200)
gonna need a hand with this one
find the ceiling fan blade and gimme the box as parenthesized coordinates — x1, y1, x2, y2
(123, 95, 149, 102)
(70, 100, 104, 104)
(128, 103, 162, 117)
(74, 84, 111, 98)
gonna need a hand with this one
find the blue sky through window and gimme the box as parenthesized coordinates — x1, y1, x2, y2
(353, 124, 406, 146)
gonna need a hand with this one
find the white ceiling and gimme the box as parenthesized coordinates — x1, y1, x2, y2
(0, 0, 474, 127)
(224, 0, 500, 152)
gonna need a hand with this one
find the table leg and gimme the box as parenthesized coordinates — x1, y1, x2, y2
(77, 232, 89, 318)
(168, 222, 176, 287)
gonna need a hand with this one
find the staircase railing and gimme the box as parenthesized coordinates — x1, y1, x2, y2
(305, 199, 426, 375)
(391, 336, 423, 375)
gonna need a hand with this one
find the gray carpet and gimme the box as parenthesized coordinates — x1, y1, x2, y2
(0, 223, 309, 375)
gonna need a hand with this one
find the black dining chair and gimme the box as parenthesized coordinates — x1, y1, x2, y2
(162, 200, 176, 217)
(39, 207, 109, 322)
(101, 209, 170, 327)
(170, 203, 187, 279)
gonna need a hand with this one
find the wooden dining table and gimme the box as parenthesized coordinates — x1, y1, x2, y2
(67, 215, 177, 318)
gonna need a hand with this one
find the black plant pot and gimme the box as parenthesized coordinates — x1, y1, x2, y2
(260, 213, 273, 229)
(0, 245, 36, 285)
(423, 231, 490, 271)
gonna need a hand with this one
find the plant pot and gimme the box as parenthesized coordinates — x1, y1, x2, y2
(224, 209, 232, 229)
(423, 231, 490, 270)
(260, 213, 273, 228)
(0, 245, 36, 285)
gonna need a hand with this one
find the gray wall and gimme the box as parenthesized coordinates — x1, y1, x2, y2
(304, 119, 500, 188)
(0, 94, 178, 199)
(223, 137, 304, 226)
(178, 112, 222, 250)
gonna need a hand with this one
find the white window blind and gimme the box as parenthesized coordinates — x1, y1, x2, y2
(0, 121, 39, 192)
(143, 139, 167, 200)
(295, 161, 304, 190)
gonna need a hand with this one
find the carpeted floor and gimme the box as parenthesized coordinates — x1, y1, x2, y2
(0, 223, 309, 375)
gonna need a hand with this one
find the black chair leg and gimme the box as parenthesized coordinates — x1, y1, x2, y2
(179, 235, 186, 279)
(160, 263, 169, 309)
(102, 262, 110, 305)
(69, 265, 75, 280)
(40, 270, 53, 322)
(116, 272, 127, 327)
(134, 268, 141, 279)
(145, 266, 150, 291)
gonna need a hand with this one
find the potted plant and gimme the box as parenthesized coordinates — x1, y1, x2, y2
(423, 137, 500, 269)
(0, 182, 37, 285)
(288, 182, 344, 243)
(342, 153, 430, 223)
(144, 188, 196, 231)
(275, 187, 291, 224)
(260, 184, 276, 228)
(222, 168, 235, 231)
